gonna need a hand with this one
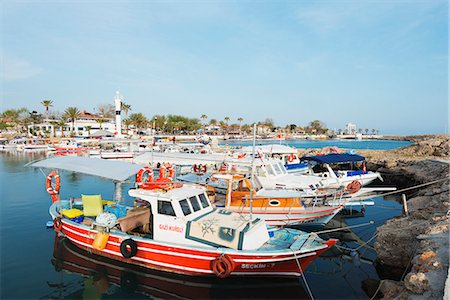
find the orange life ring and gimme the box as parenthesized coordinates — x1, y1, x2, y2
(211, 254, 235, 278)
(165, 163, 175, 180)
(136, 167, 154, 187)
(346, 180, 362, 194)
(54, 217, 63, 233)
(46, 171, 61, 196)
(158, 165, 167, 179)
(237, 153, 246, 159)
(287, 154, 295, 163)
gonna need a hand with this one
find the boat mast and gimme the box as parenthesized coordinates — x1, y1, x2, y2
(249, 123, 256, 223)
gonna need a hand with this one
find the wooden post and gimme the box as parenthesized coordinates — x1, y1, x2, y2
(402, 194, 408, 216)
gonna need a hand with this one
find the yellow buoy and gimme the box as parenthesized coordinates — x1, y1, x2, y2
(92, 232, 109, 250)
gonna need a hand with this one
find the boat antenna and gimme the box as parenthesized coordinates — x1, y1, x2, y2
(249, 123, 257, 224)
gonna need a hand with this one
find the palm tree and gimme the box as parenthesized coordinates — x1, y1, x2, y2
(122, 103, 132, 119)
(129, 113, 148, 134)
(223, 117, 230, 134)
(49, 120, 59, 137)
(357, 128, 363, 134)
(85, 125, 92, 136)
(123, 118, 132, 134)
(365, 128, 369, 135)
(64, 107, 80, 137)
(371, 129, 376, 135)
(41, 99, 53, 121)
(201, 114, 208, 133)
(237, 117, 243, 134)
(57, 118, 67, 137)
(96, 118, 106, 130)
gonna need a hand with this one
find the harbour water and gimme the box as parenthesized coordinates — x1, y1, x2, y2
(222, 139, 412, 150)
(0, 142, 406, 299)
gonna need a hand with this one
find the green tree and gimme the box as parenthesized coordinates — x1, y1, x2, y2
(96, 118, 107, 130)
(41, 99, 53, 121)
(129, 113, 148, 134)
(308, 120, 327, 134)
(122, 103, 132, 119)
(237, 117, 243, 134)
(201, 114, 208, 133)
(123, 118, 132, 133)
(49, 120, 59, 137)
(85, 125, 92, 136)
(64, 107, 80, 137)
(58, 118, 67, 137)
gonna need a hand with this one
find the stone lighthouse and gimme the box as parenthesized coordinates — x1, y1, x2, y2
(114, 91, 122, 138)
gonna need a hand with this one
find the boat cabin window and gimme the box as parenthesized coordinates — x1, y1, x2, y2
(272, 163, 283, 175)
(265, 165, 276, 176)
(179, 199, 192, 216)
(158, 200, 176, 216)
(198, 193, 210, 208)
(189, 196, 201, 212)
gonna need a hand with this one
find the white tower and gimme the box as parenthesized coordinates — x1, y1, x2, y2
(114, 91, 123, 138)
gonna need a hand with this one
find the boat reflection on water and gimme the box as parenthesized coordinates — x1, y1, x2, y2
(48, 236, 309, 299)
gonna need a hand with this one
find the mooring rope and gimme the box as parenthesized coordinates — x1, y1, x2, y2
(292, 250, 315, 300)
(373, 177, 449, 198)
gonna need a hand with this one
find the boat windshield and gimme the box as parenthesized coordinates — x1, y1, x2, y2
(179, 199, 192, 216)
(188, 196, 201, 212)
(272, 162, 283, 175)
(198, 193, 210, 208)
(158, 200, 176, 216)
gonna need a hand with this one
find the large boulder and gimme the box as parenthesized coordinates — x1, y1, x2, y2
(404, 272, 429, 294)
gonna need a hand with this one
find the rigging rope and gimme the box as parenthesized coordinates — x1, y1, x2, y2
(292, 250, 315, 300)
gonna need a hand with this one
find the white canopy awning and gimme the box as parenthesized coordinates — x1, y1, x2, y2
(29, 156, 144, 181)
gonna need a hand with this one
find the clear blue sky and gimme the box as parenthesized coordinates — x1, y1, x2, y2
(1, 1, 448, 135)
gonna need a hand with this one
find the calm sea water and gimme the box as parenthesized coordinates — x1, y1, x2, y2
(0, 144, 405, 299)
(221, 139, 412, 150)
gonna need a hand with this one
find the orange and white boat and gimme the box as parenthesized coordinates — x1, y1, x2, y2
(32, 156, 337, 278)
(210, 174, 343, 227)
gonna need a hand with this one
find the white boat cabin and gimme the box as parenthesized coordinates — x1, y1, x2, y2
(128, 184, 269, 250)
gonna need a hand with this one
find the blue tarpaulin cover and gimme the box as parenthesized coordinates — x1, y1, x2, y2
(301, 153, 365, 164)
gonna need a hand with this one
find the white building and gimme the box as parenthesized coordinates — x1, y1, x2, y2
(28, 111, 116, 138)
(345, 123, 357, 135)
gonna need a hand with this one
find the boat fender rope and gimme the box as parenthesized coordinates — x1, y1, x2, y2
(54, 217, 63, 233)
(346, 180, 362, 194)
(211, 254, 234, 278)
(120, 239, 138, 258)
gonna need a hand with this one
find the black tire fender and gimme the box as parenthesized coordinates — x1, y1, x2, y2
(120, 239, 138, 258)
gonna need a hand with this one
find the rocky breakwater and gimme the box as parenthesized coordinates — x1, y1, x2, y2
(360, 135, 449, 299)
